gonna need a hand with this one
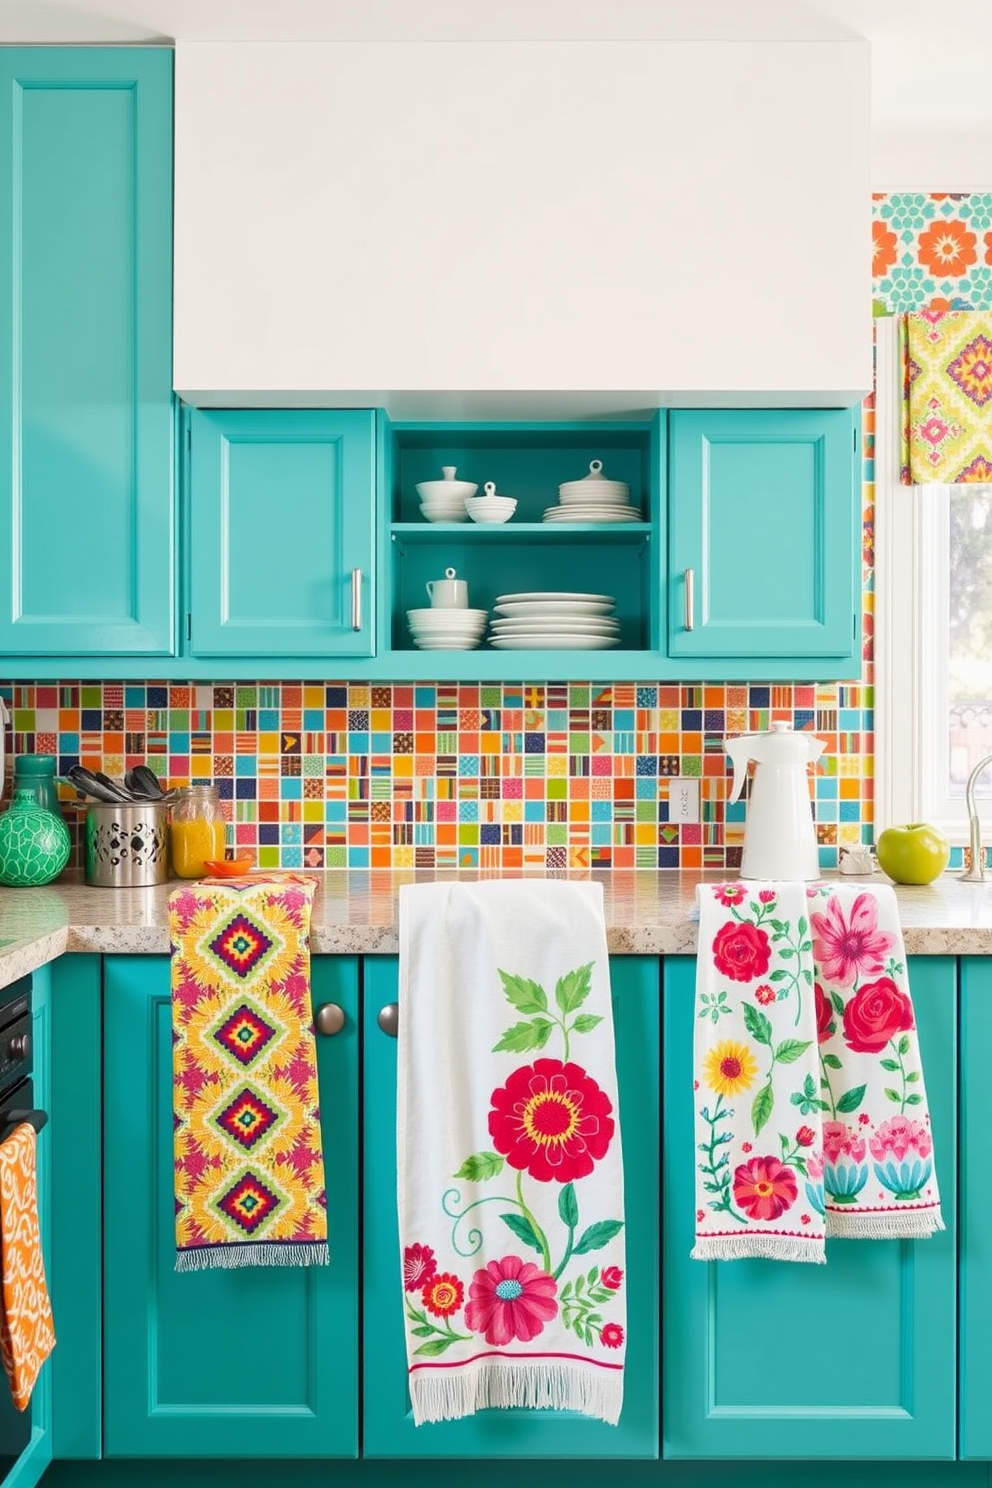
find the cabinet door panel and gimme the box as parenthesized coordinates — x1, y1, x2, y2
(959, 956, 992, 1458)
(103, 955, 358, 1458)
(668, 408, 858, 662)
(0, 49, 174, 655)
(363, 954, 659, 1459)
(189, 409, 375, 656)
(663, 954, 956, 1460)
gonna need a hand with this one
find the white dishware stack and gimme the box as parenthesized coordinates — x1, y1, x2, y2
(487, 592, 621, 650)
(406, 608, 489, 649)
(464, 481, 518, 524)
(543, 459, 643, 523)
(416, 466, 477, 522)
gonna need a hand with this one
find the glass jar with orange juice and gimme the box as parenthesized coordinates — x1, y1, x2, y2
(171, 784, 226, 878)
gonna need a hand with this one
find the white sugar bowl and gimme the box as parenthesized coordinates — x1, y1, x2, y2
(416, 465, 478, 502)
(465, 481, 518, 524)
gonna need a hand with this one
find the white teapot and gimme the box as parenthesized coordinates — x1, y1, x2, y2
(725, 723, 825, 880)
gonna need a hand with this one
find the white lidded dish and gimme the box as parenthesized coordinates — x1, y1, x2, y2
(557, 458, 630, 502)
(416, 465, 478, 502)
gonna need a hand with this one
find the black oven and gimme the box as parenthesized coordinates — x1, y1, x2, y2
(0, 975, 46, 1475)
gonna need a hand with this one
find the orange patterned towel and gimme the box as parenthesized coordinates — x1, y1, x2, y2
(0, 1123, 55, 1410)
(170, 877, 328, 1270)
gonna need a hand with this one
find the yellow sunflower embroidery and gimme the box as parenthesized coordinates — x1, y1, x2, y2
(703, 1039, 759, 1097)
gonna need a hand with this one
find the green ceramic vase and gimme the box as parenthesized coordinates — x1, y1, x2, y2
(0, 786, 71, 887)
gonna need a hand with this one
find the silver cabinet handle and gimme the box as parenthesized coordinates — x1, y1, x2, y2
(314, 1002, 345, 1037)
(684, 568, 694, 632)
(351, 568, 363, 631)
(378, 1003, 398, 1038)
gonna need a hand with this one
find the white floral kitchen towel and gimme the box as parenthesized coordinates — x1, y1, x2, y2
(398, 880, 626, 1425)
(692, 880, 943, 1262)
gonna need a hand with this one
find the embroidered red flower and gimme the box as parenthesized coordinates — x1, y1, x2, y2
(754, 984, 775, 1005)
(696, 1208, 705, 1222)
(422, 1272, 464, 1318)
(810, 893, 895, 987)
(714, 884, 747, 906)
(464, 1255, 558, 1345)
(758, 889, 776, 904)
(741, 1141, 753, 1153)
(800, 1213, 812, 1226)
(712, 920, 771, 982)
(815, 982, 835, 1044)
(796, 1126, 816, 1147)
(842, 977, 914, 1054)
(488, 1058, 614, 1183)
(600, 1265, 623, 1290)
(733, 1155, 798, 1222)
(403, 1242, 437, 1292)
(601, 1322, 624, 1349)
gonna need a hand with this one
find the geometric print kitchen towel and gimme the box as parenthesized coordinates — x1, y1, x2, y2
(0, 1123, 55, 1409)
(169, 876, 328, 1270)
(900, 309, 992, 483)
(692, 880, 943, 1262)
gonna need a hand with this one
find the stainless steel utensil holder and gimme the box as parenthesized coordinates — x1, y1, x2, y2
(85, 802, 169, 887)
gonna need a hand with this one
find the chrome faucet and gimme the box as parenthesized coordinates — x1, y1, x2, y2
(960, 753, 992, 881)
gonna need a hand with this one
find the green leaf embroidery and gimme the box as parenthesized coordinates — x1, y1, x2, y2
(897, 1034, 912, 1056)
(797, 915, 808, 936)
(905, 1093, 924, 1105)
(494, 1019, 553, 1054)
(453, 1150, 505, 1183)
(498, 970, 548, 1014)
(572, 1013, 604, 1034)
(573, 1219, 624, 1255)
(879, 1058, 901, 1072)
(836, 1084, 867, 1114)
(559, 1182, 579, 1229)
(500, 1211, 544, 1252)
(884, 1087, 902, 1104)
(822, 1053, 842, 1069)
(555, 963, 593, 1015)
(414, 1337, 459, 1357)
(774, 1038, 812, 1064)
(830, 990, 845, 1016)
(743, 1004, 772, 1045)
(411, 1324, 436, 1338)
(752, 1080, 774, 1135)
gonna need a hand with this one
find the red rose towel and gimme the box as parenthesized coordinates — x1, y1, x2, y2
(693, 880, 943, 1262)
(398, 880, 626, 1425)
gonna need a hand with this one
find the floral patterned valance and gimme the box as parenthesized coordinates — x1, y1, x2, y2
(901, 311, 992, 483)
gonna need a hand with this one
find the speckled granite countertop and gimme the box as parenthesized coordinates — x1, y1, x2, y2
(0, 868, 988, 990)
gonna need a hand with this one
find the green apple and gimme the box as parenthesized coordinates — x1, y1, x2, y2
(875, 823, 950, 885)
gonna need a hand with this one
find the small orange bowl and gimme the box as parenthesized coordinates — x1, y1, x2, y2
(203, 857, 255, 878)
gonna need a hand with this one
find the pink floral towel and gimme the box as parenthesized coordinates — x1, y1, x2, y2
(693, 880, 943, 1262)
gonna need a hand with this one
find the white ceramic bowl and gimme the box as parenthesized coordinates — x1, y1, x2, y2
(416, 475, 478, 502)
(419, 502, 470, 523)
(464, 496, 518, 525)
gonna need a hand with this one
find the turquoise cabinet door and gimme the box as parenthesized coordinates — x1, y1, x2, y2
(667, 408, 859, 662)
(663, 954, 956, 1460)
(362, 954, 659, 1459)
(0, 48, 174, 655)
(102, 955, 359, 1458)
(188, 409, 375, 657)
(959, 956, 992, 1458)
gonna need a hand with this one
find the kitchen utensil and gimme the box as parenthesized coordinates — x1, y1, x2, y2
(84, 801, 169, 887)
(416, 466, 478, 502)
(725, 722, 826, 880)
(67, 765, 132, 805)
(425, 569, 469, 608)
(124, 765, 178, 803)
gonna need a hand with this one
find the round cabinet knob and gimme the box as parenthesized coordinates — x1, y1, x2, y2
(377, 1003, 399, 1038)
(314, 1003, 346, 1037)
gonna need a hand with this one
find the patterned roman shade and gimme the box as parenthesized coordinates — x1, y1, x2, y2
(900, 311, 992, 483)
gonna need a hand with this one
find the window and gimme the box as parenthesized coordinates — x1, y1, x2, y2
(875, 316, 992, 844)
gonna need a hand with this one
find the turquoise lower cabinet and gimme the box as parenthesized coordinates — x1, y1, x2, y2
(362, 954, 659, 1459)
(188, 409, 376, 658)
(667, 407, 860, 673)
(959, 956, 992, 1459)
(102, 955, 359, 1458)
(663, 954, 957, 1460)
(0, 48, 174, 658)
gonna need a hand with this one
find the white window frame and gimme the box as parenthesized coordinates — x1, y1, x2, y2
(875, 315, 990, 845)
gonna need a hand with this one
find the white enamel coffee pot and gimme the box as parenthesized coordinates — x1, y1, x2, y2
(726, 722, 825, 880)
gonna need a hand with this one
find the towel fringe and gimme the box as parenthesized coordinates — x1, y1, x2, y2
(410, 1361, 623, 1427)
(691, 1235, 826, 1264)
(175, 1242, 328, 1272)
(826, 1209, 946, 1240)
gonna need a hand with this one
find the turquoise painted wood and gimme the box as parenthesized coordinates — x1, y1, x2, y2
(959, 956, 992, 1459)
(667, 408, 859, 666)
(0, 48, 174, 656)
(1, 962, 53, 1488)
(188, 409, 375, 657)
(362, 954, 660, 1459)
(663, 953, 957, 1460)
(102, 955, 359, 1458)
(49, 956, 102, 1461)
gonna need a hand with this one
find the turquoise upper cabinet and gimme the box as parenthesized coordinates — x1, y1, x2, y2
(667, 408, 860, 676)
(663, 954, 957, 1461)
(0, 49, 174, 656)
(959, 956, 992, 1458)
(187, 409, 376, 657)
(102, 955, 359, 1459)
(362, 955, 659, 1459)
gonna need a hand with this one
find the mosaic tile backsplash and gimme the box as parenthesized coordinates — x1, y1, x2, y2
(1, 192, 979, 872)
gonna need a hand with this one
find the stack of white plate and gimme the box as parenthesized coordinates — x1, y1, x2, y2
(543, 458, 642, 524)
(407, 608, 489, 650)
(488, 592, 621, 650)
(416, 466, 477, 522)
